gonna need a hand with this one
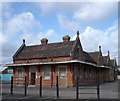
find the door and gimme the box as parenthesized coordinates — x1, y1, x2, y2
(58, 66, 67, 87)
(29, 67, 36, 85)
(30, 73, 36, 85)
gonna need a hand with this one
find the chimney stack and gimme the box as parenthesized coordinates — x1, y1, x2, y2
(62, 35, 70, 42)
(41, 38, 48, 45)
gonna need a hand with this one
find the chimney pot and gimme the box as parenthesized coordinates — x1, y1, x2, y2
(62, 35, 70, 42)
(41, 38, 48, 45)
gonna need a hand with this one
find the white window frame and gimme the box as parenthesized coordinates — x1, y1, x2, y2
(44, 65, 51, 80)
(58, 65, 67, 78)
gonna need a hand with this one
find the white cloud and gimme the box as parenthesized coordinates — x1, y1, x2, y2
(39, 2, 58, 15)
(21, 29, 57, 45)
(2, 29, 58, 64)
(1, 11, 58, 64)
(46, 29, 57, 37)
(73, 20, 118, 61)
(38, 2, 117, 22)
(4, 12, 41, 37)
(1, 2, 118, 65)
(73, 2, 117, 22)
(58, 14, 80, 32)
(1, 12, 58, 63)
(37, 29, 58, 43)
(38, 2, 83, 15)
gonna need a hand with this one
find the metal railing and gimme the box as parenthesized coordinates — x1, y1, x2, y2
(10, 76, 59, 98)
(11, 75, 100, 99)
(11, 76, 27, 96)
(76, 76, 100, 100)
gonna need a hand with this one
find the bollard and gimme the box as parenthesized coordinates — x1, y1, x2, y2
(97, 75, 100, 100)
(56, 75, 59, 98)
(25, 76, 27, 96)
(76, 76, 79, 99)
(39, 76, 42, 97)
(11, 76, 13, 95)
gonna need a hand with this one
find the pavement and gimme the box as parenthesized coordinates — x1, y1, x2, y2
(1, 76, 120, 101)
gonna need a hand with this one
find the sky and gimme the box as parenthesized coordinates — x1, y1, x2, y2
(0, 1, 119, 66)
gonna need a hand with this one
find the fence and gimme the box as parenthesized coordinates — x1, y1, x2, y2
(76, 75, 100, 100)
(11, 76, 27, 96)
(10, 75, 100, 99)
(10, 76, 59, 98)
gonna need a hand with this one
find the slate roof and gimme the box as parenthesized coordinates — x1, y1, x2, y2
(103, 56, 108, 66)
(13, 35, 117, 67)
(88, 52, 99, 63)
(14, 39, 97, 64)
(110, 59, 115, 67)
(13, 39, 100, 65)
(83, 51, 96, 64)
(14, 41, 75, 60)
(110, 59, 117, 67)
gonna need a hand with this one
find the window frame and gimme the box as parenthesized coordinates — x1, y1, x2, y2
(17, 68, 23, 79)
(58, 65, 67, 78)
(44, 65, 51, 80)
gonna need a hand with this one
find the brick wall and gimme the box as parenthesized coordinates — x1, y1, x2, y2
(13, 63, 111, 87)
(14, 56, 71, 64)
(66, 64, 73, 87)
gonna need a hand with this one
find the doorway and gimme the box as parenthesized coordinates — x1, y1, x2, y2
(30, 73, 36, 85)
(58, 66, 67, 87)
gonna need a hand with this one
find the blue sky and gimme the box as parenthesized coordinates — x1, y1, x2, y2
(0, 1, 119, 65)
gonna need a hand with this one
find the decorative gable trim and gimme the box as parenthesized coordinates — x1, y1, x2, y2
(70, 31, 85, 61)
(13, 39, 26, 59)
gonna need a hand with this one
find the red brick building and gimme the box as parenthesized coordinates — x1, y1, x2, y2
(7, 31, 118, 87)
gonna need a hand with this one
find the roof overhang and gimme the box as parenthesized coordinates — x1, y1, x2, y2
(4, 60, 111, 69)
